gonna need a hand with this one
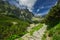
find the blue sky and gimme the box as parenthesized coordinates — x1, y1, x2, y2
(7, 0, 58, 16)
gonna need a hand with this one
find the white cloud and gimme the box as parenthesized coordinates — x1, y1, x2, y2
(18, 0, 37, 12)
(40, 6, 45, 9)
(55, 1, 57, 5)
(35, 13, 45, 16)
(37, 9, 40, 12)
(35, 10, 49, 16)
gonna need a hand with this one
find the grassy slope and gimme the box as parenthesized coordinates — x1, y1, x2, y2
(42, 23, 60, 40)
(0, 15, 29, 40)
(30, 23, 43, 35)
(48, 23, 60, 40)
(16, 23, 43, 40)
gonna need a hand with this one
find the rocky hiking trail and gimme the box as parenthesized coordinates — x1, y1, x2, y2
(15, 24, 47, 40)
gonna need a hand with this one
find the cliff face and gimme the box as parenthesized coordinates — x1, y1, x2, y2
(0, 0, 34, 22)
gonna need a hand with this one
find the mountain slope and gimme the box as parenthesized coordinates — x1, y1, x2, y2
(42, 1, 60, 40)
(0, 0, 34, 40)
(0, 0, 34, 22)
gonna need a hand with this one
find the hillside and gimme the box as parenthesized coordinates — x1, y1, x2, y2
(44, 0, 60, 29)
(0, 0, 60, 40)
(0, 0, 34, 40)
(48, 23, 60, 40)
(0, 0, 34, 22)
(42, 0, 60, 40)
(0, 15, 30, 40)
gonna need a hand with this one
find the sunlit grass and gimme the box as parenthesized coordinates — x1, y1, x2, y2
(49, 23, 60, 40)
(42, 23, 60, 40)
(30, 23, 43, 35)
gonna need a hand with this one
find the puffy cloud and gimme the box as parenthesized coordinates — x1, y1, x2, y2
(8, 0, 57, 16)
(37, 9, 40, 12)
(19, 0, 37, 12)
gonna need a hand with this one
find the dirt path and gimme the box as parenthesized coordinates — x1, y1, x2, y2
(27, 23, 39, 32)
(15, 24, 47, 40)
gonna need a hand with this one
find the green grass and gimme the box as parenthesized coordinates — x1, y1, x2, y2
(30, 23, 43, 35)
(42, 31, 47, 40)
(16, 38, 23, 40)
(0, 15, 29, 40)
(42, 23, 60, 40)
(48, 23, 60, 40)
